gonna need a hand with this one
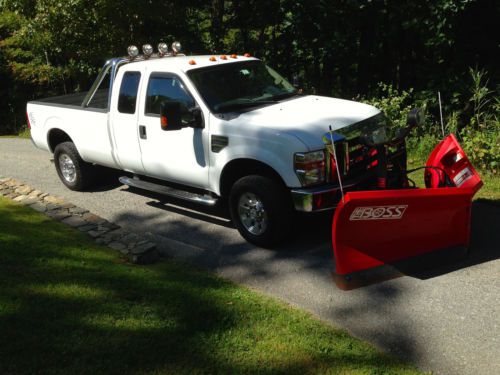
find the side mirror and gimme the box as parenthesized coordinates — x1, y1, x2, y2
(160, 101, 183, 131)
(407, 108, 425, 129)
(189, 106, 205, 129)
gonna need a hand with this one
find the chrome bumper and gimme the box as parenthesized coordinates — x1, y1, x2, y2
(291, 180, 363, 212)
(291, 185, 339, 212)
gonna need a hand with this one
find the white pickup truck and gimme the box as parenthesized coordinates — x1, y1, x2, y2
(27, 43, 395, 246)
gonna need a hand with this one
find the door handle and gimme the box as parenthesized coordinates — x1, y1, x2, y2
(139, 125, 147, 139)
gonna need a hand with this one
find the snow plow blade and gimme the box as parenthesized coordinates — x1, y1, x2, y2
(332, 134, 482, 290)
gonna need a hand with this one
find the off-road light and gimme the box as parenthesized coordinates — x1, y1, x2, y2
(142, 44, 153, 57)
(171, 41, 182, 54)
(158, 42, 168, 56)
(127, 45, 139, 58)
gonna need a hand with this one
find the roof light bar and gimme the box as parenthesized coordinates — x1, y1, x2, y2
(127, 45, 139, 59)
(142, 44, 153, 58)
(158, 42, 168, 56)
(171, 41, 182, 55)
(126, 41, 183, 60)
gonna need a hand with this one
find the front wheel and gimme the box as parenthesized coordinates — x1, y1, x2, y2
(54, 142, 95, 191)
(229, 175, 292, 247)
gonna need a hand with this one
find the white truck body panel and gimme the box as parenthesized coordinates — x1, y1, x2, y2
(28, 104, 116, 167)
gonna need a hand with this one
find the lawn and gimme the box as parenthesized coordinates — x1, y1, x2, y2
(0, 197, 421, 374)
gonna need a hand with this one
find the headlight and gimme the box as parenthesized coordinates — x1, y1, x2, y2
(294, 150, 326, 186)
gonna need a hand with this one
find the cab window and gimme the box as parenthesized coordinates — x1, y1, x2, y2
(118, 71, 141, 114)
(145, 75, 195, 116)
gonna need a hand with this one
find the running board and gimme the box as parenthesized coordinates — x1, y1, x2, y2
(119, 176, 218, 206)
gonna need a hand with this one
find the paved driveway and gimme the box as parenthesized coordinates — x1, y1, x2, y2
(1, 138, 499, 375)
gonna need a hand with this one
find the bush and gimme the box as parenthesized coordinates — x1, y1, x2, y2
(362, 69, 499, 174)
(460, 126, 499, 173)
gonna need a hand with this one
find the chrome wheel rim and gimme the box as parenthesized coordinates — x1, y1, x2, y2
(238, 192, 268, 236)
(59, 153, 76, 183)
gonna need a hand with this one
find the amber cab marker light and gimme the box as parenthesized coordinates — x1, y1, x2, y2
(209, 56, 217, 62)
(161, 115, 168, 129)
(244, 53, 251, 57)
(220, 54, 227, 60)
(188, 59, 196, 65)
(231, 54, 237, 59)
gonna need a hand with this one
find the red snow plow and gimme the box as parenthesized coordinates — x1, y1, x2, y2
(330, 113, 483, 290)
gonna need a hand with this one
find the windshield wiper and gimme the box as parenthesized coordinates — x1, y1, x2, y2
(215, 100, 276, 113)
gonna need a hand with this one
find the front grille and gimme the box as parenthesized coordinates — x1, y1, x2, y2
(327, 137, 378, 182)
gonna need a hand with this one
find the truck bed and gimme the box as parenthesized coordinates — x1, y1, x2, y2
(32, 89, 109, 110)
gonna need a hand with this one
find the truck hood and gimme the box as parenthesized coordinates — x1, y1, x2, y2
(233, 95, 380, 149)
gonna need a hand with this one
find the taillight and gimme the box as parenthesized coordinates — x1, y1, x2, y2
(26, 112, 31, 129)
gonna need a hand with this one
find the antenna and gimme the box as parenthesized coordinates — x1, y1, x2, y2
(438, 91, 445, 138)
(329, 126, 345, 203)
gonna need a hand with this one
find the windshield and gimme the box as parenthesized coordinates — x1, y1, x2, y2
(187, 60, 297, 113)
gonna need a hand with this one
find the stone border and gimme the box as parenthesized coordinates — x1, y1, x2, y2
(0, 177, 159, 264)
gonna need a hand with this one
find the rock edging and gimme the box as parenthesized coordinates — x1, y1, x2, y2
(0, 177, 159, 264)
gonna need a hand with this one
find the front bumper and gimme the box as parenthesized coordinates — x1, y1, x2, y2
(291, 181, 360, 212)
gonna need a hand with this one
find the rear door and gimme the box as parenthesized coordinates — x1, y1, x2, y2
(109, 67, 146, 173)
(137, 71, 209, 188)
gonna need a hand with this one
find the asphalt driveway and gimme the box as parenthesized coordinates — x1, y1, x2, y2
(1, 138, 499, 375)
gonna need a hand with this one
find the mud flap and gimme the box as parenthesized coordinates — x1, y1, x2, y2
(332, 134, 482, 289)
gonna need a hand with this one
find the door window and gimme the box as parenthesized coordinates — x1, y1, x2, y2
(145, 75, 195, 116)
(118, 71, 141, 114)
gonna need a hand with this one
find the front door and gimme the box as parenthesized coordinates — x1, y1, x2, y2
(137, 71, 209, 188)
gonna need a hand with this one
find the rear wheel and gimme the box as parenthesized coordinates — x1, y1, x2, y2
(229, 175, 292, 247)
(54, 142, 95, 191)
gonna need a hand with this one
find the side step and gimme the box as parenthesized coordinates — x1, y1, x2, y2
(119, 176, 218, 206)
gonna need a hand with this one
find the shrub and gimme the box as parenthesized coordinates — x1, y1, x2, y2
(362, 69, 499, 174)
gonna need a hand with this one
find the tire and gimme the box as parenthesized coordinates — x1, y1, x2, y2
(229, 175, 292, 247)
(54, 142, 95, 191)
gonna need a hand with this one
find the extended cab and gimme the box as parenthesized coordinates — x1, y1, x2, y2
(27, 43, 394, 246)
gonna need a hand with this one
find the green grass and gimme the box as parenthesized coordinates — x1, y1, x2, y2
(0, 197, 421, 374)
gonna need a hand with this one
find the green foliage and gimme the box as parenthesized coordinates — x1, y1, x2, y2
(0, 0, 498, 164)
(359, 83, 414, 129)
(460, 68, 499, 173)
(362, 68, 499, 174)
(460, 126, 499, 173)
